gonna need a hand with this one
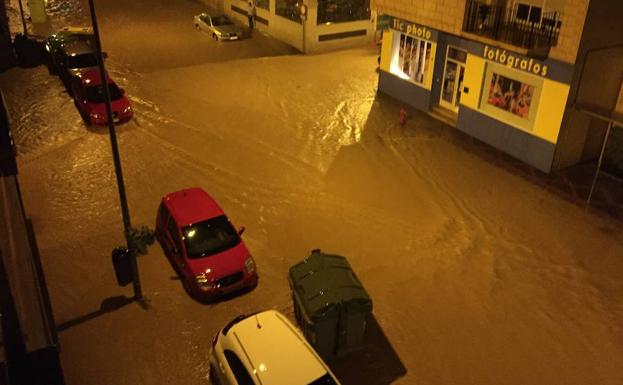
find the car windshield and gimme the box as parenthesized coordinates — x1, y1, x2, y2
(308, 373, 338, 385)
(211, 15, 232, 26)
(65, 53, 98, 69)
(85, 83, 123, 103)
(182, 215, 240, 258)
(64, 33, 92, 43)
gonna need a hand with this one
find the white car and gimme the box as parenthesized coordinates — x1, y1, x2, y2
(209, 310, 341, 385)
(194, 13, 243, 41)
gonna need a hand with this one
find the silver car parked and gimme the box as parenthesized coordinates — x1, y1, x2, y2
(193, 13, 243, 41)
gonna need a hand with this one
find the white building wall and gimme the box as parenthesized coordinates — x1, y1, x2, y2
(223, 0, 375, 53)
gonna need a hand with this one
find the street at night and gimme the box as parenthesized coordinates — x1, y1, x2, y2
(1, 0, 623, 384)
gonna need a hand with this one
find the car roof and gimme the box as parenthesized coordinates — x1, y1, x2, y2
(226, 310, 331, 384)
(163, 188, 225, 227)
(76, 69, 112, 86)
(56, 26, 92, 36)
(61, 40, 95, 56)
(205, 13, 229, 18)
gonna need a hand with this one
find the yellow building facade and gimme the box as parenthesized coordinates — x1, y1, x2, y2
(372, 0, 608, 173)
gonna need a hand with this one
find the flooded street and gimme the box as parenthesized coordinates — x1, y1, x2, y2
(1, 0, 623, 384)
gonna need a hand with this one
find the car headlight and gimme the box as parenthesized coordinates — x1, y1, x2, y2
(89, 113, 102, 120)
(196, 273, 214, 291)
(123, 106, 132, 113)
(45, 43, 50, 53)
(244, 257, 255, 273)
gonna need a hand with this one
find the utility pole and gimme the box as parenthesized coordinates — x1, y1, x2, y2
(86, 0, 143, 302)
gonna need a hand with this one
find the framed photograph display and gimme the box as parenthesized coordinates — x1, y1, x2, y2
(479, 63, 542, 131)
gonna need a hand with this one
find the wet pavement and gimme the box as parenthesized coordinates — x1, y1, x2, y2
(1, 0, 623, 384)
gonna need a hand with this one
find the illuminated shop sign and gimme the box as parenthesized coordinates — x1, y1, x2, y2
(483, 45, 548, 77)
(390, 17, 433, 40)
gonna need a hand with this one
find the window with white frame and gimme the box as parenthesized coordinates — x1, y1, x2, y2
(479, 63, 543, 131)
(390, 33, 432, 86)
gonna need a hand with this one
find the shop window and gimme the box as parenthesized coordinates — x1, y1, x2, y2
(256, 0, 269, 11)
(317, 0, 371, 24)
(276, 0, 302, 23)
(390, 33, 432, 86)
(479, 63, 542, 131)
(448, 47, 467, 63)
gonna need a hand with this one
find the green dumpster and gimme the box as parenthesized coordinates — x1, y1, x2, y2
(288, 249, 373, 360)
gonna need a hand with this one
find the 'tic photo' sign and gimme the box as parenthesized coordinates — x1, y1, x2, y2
(390, 17, 435, 41)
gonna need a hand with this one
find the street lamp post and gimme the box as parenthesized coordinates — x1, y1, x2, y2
(86, 0, 143, 302)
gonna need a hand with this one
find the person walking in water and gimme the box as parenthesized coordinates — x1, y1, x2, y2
(247, 1, 256, 30)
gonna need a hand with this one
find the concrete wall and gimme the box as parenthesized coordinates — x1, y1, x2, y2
(0, 176, 50, 354)
(224, 0, 374, 52)
(554, 0, 623, 169)
(554, 108, 591, 169)
(371, 0, 590, 64)
(269, 10, 304, 51)
(616, 84, 623, 116)
(0, 0, 16, 70)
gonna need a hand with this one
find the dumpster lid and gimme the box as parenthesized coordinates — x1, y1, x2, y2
(288, 250, 372, 321)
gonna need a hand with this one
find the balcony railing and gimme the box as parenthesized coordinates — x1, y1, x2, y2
(463, 0, 562, 50)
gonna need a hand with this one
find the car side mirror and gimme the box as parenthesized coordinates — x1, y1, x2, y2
(102, 52, 108, 59)
(238, 226, 245, 235)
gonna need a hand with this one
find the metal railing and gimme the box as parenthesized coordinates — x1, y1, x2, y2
(463, 0, 561, 50)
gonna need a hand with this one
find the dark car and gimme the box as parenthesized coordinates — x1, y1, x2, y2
(155, 188, 258, 301)
(54, 40, 103, 87)
(45, 27, 93, 56)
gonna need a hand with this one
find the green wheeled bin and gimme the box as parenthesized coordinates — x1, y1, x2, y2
(288, 249, 373, 361)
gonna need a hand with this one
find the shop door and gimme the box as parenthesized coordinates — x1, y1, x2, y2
(439, 46, 467, 112)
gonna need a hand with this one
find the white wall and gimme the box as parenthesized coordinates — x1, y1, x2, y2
(306, 0, 374, 53)
(271, 13, 305, 51)
(225, 0, 373, 53)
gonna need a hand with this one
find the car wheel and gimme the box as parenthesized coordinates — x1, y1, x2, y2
(212, 33, 218, 41)
(182, 277, 194, 297)
(46, 61, 58, 75)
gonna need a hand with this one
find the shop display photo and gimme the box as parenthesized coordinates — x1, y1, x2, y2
(487, 73, 533, 119)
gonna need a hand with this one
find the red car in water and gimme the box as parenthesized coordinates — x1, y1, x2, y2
(155, 188, 258, 301)
(71, 69, 133, 125)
